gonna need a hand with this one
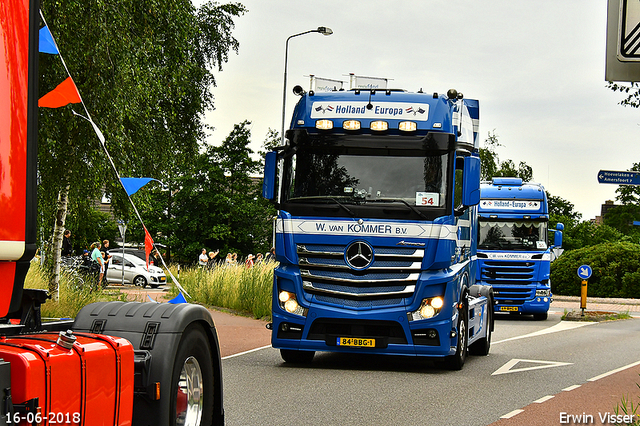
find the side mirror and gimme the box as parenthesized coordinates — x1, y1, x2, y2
(554, 223, 564, 248)
(262, 151, 277, 202)
(462, 155, 481, 207)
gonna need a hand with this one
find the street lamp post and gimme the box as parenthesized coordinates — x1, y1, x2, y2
(281, 26, 333, 145)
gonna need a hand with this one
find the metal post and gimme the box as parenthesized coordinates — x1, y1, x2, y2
(281, 27, 333, 145)
(580, 279, 587, 316)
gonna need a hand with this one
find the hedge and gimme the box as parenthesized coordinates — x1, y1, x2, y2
(550, 241, 640, 298)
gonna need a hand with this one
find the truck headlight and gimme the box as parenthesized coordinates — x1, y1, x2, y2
(410, 297, 444, 321)
(278, 291, 307, 317)
(536, 289, 550, 297)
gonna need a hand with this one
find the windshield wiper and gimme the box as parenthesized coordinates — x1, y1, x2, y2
(370, 198, 428, 220)
(290, 196, 356, 217)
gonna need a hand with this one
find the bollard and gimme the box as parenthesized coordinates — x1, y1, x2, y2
(580, 279, 587, 316)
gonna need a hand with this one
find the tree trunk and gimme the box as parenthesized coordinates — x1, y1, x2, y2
(49, 183, 71, 299)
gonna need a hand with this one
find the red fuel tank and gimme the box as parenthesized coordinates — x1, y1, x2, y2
(0, 331, 134, 425)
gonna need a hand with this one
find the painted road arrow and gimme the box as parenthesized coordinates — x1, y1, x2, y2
(492, 359, 574, 376)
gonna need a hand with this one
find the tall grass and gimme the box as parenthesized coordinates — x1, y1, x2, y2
(25, 262, 128, 319)
(168, 262, 274, 320)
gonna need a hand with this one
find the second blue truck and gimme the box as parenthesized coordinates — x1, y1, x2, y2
(477, 178, 564, 320)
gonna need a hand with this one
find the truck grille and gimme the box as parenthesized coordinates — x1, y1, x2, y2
(297, 243, 422, 306)
(481, 260, 535, 302)
(480, 261, 534, 285)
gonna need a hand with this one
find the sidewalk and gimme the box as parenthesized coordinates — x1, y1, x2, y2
(491, 295, 640, 425)
(551, 295, 640, 314)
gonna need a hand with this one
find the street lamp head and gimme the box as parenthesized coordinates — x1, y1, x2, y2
(317, 26, 333, 36)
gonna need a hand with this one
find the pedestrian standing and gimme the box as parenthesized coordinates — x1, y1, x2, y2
(265, 247, 276, 262)
(208, 250, 220, 269)
(90, 241, 105, 287)
(245, 254, 255, 268)
(62, 230, 73, 256)
(149, 249, 160, 267)
(102, 240, 111, 274)
(198, 248, 208, 267)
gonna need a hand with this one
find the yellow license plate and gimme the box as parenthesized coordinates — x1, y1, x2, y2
(500, 306, 519, 312)
(337, 337, 375, 347)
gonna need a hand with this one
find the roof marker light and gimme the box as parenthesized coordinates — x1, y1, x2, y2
(370, 121, 388, 131)
(399, 121, 417, 132)
(343, 120, 361, 130)
(316, 119, 333, 130)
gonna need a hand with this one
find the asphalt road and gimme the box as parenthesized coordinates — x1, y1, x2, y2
(118, 286, 640, 425)
(221, 311, 640, 426)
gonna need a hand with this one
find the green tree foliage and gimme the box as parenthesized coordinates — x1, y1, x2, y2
(602, 204, 640, 242)
(607, 81, 640, 109)
(548, 193, 581, 229)
(37, 0, 245, 290)
(153, 122, 276, 264)
(479, 130, 533, 181)
(613, 162, 640, 205)
(551, 242, 640, 297)
(560, 221, 628, 251)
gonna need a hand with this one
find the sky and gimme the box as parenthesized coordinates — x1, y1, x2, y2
(197, 0, 640, 221)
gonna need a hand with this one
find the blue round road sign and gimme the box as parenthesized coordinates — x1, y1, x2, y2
(577, 265, 592, 280)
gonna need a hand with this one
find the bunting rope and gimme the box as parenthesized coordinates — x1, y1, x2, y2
(39, 11, 190, 299)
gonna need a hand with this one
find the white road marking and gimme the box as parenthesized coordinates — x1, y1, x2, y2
(588, 360, 640, 382)
(500, 409, 524, 419)
(222, 344, 272, 360)
(562, 385, 581, 391)
(492, 358, 573, 376)
(493, 320, 596, 345)
(534, 395, 555, 403)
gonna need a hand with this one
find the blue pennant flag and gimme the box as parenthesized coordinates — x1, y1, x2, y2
(39, 26, 59, 54)
(168, 293, 187, 304)
(120, 177, 157, 196)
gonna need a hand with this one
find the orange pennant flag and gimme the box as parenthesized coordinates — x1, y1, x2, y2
(144, 227, 154, 269)
(38, 76, 81, 108)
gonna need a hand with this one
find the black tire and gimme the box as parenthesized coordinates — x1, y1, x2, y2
(533, 312, 548, 321)
(469, 307, 492, 356)
(280, 349, 315, 364)
(444, 305, 468, 370)
(134, 275, 147, 288)
(170, 324, 215, 426)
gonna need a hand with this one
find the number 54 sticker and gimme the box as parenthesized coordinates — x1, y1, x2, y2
(415, 192, 439, 206)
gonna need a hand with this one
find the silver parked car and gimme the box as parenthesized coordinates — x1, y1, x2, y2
(106, 252, 167, 288)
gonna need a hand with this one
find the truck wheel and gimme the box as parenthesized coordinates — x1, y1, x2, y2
(280, 349, 315, 364)
(469, 308, 492, 356)
(170, 324, 214, 426)
(444, 306, 468, 370)
(533, 312, 548, 321)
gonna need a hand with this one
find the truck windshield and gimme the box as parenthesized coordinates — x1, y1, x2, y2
(478, 220, 548, 251)
(284, 148, 449, 208)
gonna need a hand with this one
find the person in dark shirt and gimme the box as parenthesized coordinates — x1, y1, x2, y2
(61, 230, 72, 256)
(102, 240, 112, 273)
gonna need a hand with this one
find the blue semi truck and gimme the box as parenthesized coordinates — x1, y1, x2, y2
(477, 178, 564, 320)
(262, 86, 494, 369)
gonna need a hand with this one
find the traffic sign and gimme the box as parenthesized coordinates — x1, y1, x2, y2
(577, 265, 592, 280)
(606, 0, 640, 81)
(597, 170, 640, 185)
(618, 0, 640, 60)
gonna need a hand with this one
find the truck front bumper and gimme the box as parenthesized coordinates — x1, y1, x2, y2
(271, 306, 457, 358)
